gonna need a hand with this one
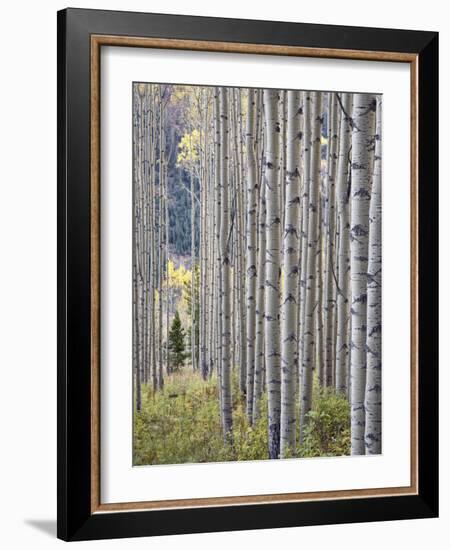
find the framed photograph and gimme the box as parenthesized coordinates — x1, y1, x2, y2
(57, 8, 438, 541)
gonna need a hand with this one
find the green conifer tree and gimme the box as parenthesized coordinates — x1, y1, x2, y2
(168, 311, 186, 371)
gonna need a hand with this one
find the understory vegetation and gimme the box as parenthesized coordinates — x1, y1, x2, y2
(134, 370, 350, 465)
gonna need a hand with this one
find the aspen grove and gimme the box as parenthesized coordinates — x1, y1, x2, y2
(133, 83, 382, 465)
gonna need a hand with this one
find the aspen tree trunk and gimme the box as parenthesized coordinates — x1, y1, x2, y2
(350, 93, 376, 455)
(199, 106, 205, 378)
(293, 92, 304, 401)
(245, 89, 257, 422)
(165, 152, 170, 377)
(148, 87, 155, 386)
(157, 89, 165, 390)
(298, 92, 311, 374)
(263, 89, 281, 459)
(158, 154, 164, 389)
(150, 87, 157, 392)
(280, 90, 287, 234)
(137, 87, 145, 386)
(231, 89, 247, 392)
(323, 93, 339, 387)
(200, 90, 209, 380)
(139, 85, 146, 386)
(333, 212, 341, 384)
(364, 96, 382, 455)
(230, 176, 236, 375)
(299, 91, 322, 444)
(219, 87, 233, 438)
(253, 115, 266, 424)
(190, 164, 196, 372)
(254, 90, 263, 189)
(238, 105, 247, 396)
(204, 90, 211, 379)
(133, 272, 142, 411)
(214, 89, 223, 401)
(208, 129, 216, 376)
(133, 85, 142, 411)
(335, 93, 353, 394)
(280, 90, 302, 457)
(204, 98, 212, 379)
(316, 194, 324, 386)
(237, 93, 247, 392)
(147, 87, 153, 385)
(140, 86, 148, 386)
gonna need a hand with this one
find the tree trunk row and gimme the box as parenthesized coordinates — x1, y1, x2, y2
(133, 84, 382, 457)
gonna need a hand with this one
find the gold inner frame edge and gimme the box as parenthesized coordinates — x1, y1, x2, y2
(90, 34, 419, 514)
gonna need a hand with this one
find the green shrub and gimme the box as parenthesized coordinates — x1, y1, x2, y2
(232, 393, 269, 461)
(298, 388, 350, 458)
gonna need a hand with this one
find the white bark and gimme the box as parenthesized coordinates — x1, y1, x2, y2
(323, 93, 340, 387)
(299, 91, 322, 444)
(158, 88, 165, 390)
(230, 89, 247, 395)
(245, 89, 258, 422)
(133, 85, 143, 410)
(190, 155, 197, 373)
(280, 90, 301, 456)
(219, 87, 233, 438)
(150, 88, 158, 390)
(298, 92, 311, 376)
(364, 96, 382, 454)
(253, 145, 266, 423)
(335, 93, 353, 395)
(263, 89, 281, 459)
(214, 87, 222, 386)
(350, 93, 376, 455)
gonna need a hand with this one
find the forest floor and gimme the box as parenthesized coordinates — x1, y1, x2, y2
(133, 368, 350, 466)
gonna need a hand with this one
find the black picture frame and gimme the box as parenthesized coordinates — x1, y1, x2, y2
(57, 7, 438, 541)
